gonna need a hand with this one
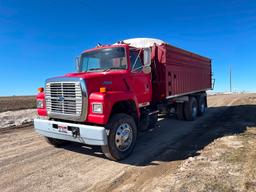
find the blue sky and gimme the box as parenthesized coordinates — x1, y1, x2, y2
(0, 0, 256, 96)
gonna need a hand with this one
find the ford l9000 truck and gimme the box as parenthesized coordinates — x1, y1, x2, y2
(34, 38, 212, 160)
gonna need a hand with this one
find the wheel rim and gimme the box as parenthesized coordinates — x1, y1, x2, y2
(115, 123, 133, 152)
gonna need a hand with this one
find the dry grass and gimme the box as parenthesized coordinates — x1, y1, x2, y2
(0, 96, 36, 113)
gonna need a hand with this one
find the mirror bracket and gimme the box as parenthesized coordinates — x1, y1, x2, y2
(143, 48, 151, 66)
(142, 66, 151, 74)
(75, 56, 81, 72)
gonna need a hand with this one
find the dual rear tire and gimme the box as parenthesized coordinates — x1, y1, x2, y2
(198, 95, 207, 116)
(176, 95, 206, 121)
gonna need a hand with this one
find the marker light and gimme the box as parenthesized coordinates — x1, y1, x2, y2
(100, 87, 106, 93)
(38, 87, 44, 93)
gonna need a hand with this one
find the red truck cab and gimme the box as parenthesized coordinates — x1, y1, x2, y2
(34, 38, 212, 160)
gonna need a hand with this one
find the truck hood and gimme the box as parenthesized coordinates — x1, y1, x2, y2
(65, 71, 126, 79)
(63, 71, 129, 93)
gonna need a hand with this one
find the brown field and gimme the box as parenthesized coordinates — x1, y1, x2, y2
(0, 93, 255, 192)
(0, 96, 36, 112)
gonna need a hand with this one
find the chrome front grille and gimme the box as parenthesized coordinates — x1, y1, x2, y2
(45, 80, 83, 117)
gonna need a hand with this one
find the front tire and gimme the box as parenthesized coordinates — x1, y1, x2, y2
(101, 113, 137, 161)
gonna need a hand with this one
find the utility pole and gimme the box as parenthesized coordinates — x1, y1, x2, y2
(229, 64, 232, 92)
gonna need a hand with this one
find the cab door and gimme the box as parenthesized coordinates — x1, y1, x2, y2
(129, 50, 152, 106)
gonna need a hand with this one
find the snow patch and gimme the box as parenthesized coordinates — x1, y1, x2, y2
(0, 109, 37, 128)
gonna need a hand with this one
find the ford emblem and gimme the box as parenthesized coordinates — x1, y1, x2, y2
(58, 96, 65, 101)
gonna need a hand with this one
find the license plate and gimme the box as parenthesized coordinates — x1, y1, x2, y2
(58, 125, 68, 133)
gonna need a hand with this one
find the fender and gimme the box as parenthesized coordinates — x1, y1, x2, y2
(87, 91, 140, 125)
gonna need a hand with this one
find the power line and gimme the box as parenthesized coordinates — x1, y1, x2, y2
(229, 64, 232, 92)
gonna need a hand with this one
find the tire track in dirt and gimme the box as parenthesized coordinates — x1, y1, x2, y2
(88, 94, 250, 192)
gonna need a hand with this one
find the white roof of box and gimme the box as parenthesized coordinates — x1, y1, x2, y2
(119, 38, 165, 48)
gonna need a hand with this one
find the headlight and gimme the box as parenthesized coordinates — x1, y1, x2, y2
(92, 103, 103, 114)
(37, 100, 44, 108)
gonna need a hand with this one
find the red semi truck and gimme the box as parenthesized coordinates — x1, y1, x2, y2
(34, 38, 212, 160)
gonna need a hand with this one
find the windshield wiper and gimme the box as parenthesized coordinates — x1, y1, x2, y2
(103, 67, 123, 72)
(87, 68, 103, 71)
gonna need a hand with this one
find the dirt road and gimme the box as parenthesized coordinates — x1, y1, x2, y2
(0, 94, 255, 192)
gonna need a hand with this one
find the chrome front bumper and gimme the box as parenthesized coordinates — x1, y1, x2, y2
(34, 119, 108, 146)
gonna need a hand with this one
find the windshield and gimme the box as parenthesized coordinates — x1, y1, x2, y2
(79, 47, 127, 72)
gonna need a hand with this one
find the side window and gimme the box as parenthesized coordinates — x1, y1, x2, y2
(130, 50, 143, 72)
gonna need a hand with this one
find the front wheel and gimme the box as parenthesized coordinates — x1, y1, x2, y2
(101, 113, 137, 161)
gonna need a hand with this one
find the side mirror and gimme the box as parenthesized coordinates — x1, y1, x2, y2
(75, 56, 80, 72)
(143, 48, 151, 66)
(142, 66, 151, 74)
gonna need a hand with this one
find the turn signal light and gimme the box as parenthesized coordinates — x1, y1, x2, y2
(38, 87, 44, 93)
(100, 87, 106, 93)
